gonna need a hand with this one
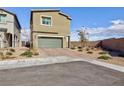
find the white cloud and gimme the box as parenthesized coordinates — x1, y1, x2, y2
(71, 31, 79, 41)
(71, 19, 124, 41)
(86, 27, 106, 35)
(110, 19, 124, 25)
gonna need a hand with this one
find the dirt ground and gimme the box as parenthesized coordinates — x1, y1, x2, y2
(73, 47, 124, 67)
(0, 48, 83, 61)
(0, 47, 124, 67)
(0, 47, 29, 60)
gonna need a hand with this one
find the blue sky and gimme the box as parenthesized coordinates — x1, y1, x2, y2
(3, 7, 124, 41)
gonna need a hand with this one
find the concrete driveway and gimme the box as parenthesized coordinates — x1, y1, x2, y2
(38, 48, 83, 58)
(0, 61, 124, 86)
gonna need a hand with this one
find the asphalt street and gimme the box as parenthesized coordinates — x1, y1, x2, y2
(0, 61, 124, 86)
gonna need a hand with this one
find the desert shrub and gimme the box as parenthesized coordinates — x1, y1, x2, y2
(86, 48, 89, 51)
(20, 50, 32, 57)
(6, 52, 12, 55)
(5, 56, 16, 59)
(87, 51, 93, 54)
(91, 47, 94, 50)
(0, 55, 5, 60)
(9, 48, 15, 52)
(0, 51, 15, 60)
(0, 52, 4, 60)
(97, 55, 110, 60)
(0, 52, 3, 56)
(77, 46, 82, 52)
(88, 46, 91, 48)
(99, 51, 108, 54)
(31, 49, 39, 56)
(78, 46, 82, 49)
(71, 47, 76, 50)
(78, 49, 83, 52)
(118, 53, 124, 57)
(33, 52, 39, 56)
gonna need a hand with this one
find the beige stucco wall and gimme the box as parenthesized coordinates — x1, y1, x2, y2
(14, 20, 21, 47)
(0, 10, 14, 34)
(0, 9, 21, 47)
(31, 11, 71, 48)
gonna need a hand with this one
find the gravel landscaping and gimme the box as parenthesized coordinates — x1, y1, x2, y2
(71, 47, 124, 67)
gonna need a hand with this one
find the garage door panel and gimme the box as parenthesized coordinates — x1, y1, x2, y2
(38, 37, 62, 48)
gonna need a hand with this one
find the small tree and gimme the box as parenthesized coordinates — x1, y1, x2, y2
(77, 27, 89, 48)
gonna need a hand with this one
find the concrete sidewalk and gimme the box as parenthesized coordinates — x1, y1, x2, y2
(79, 58, 124, 73)
(0, 56, 124, 73)
(0, 56, 80, 70)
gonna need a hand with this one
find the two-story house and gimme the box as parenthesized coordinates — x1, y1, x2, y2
(30, 9, 71, 48)
(0, 8, 21, 48)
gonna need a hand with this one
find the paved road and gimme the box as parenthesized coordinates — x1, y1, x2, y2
(0, 61, 124, 86)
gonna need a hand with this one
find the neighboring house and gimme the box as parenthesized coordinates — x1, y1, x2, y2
(0, 8, 21, 48)
(30, 9, 71, 48)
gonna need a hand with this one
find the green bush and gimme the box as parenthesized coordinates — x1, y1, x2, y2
(97, 55, 110, 60)
(6, 52, 12, 55)
(87, 51, 93, 54)
(99, 51, 108, 54)
(9, 48, 15, 52)
(20, 50, 33, 57)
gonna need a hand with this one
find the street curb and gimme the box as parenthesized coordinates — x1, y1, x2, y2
(0, 56, 124, 73)
(0, 56, 79, 70)
(77, 58, 124, 73)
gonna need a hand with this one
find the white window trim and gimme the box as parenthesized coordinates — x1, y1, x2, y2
(0, 14, 7, 24)
(37, 35, 64, 38)
(40, 15, 52, 27)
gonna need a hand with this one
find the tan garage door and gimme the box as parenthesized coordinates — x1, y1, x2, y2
(38, 37, 63, 48)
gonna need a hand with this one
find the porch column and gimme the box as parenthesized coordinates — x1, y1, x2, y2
(68, 36, 70, 48)
(19, 33, 21, 47)
(15, 36, 17, 47)
(0, 38, 3, 48)
(12, 34, 15, 47)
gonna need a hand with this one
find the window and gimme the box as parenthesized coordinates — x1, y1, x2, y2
(41, 16, 52, 26)
(0, 14, 6, 23)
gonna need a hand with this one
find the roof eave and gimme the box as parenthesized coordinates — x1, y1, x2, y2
(31, 9, 60, 12)
(30, 9, 72, 20)
(59, 12, 72, 20)
(0, 8, 21, 30)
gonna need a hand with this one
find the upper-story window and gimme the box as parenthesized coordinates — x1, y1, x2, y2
(0, 14, 6, 23)
(41, 16, 52, 26)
